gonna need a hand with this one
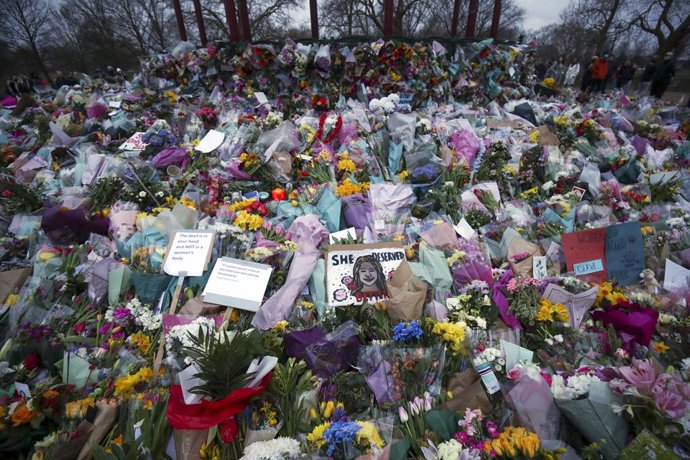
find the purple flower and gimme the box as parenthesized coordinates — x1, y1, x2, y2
(654, 390, 687, 419)
(618, 358, 657, 392)
(112, 308, 133, 320)
(453, 431, 470, 444)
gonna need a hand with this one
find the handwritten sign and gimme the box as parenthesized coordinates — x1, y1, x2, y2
(202, 257, 273, 311)
(562, 228, 608, 284)
(605, 222, 645, 286)
(396, 93, 413, 113)
(327, 242, 406, 306)
(119, 132, 147, 151)
(163, 230, 215, 277)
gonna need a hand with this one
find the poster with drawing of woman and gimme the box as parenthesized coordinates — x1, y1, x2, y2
(327, 243, 406, 306)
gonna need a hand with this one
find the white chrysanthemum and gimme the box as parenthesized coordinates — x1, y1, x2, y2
(240, 437, 300, 460)
(437, 439, 463, 460)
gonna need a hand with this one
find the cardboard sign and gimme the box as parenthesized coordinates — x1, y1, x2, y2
(562, 228, 608, 284)
(202, 257, 273, 312)
(327, 242, 406, 306)
(605, 222, 645, 286)
(119, 132, 147, 151)
(163, 230, 215, 277)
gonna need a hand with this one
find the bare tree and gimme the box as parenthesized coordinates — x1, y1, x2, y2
(0, 0, 55, 83)
(627, 0, 690, 56)
(200, 0, 300, 41)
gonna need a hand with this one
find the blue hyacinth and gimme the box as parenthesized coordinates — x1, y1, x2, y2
(392, 320, 424, 342)
(323, 421, 361, 456)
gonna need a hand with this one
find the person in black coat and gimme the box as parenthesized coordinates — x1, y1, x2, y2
(616, 60, 635, 91)
(650, 52, 675, 99)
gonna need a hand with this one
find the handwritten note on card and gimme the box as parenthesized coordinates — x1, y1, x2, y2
(163, 230, 215, 277)
(202, 258, 273, 311)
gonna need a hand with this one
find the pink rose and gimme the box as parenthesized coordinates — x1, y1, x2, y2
(507, 366, 525, 381)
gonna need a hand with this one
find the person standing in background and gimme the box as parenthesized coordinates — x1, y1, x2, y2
(650, 52, 675, 99)
(564, 57, 580, 86)
(616, 60, 636, 92)
(581, 56, 597, 92)
(639, 56, 657, 96)
(591, 53, 609, 92)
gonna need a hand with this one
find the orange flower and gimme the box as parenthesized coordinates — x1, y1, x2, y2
(11, 403, 39, 426)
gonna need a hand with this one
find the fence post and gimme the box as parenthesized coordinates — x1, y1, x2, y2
(192, 0, 207, 46)
(383, 0, 393, 37)
(466, 0, 478, 38)
(237, 0, 252, 41)
(310, 0, 319, 39)
(491, 0, 502, 39)
(222, 0, 241, 43)
(172, 0, 187, 41)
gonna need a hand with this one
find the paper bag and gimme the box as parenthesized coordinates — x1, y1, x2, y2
(385, 261, 427, 321)
(441, 369, 492, 414)
(508, 238, 543, 277)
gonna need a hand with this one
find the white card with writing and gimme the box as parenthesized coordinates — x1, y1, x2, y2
(532, 256, 547, 279)
(119, 132, 147, 151)
(15, 382, 31, 398)
(454, 218, 476, 240)
(163, 230, 215, 277)
(254, 92, 269, 105)
(195, 129, 225, 153)
(108, 100, 122, 109)
(202, 257, 273, 311)
(663, 259, 690, 291)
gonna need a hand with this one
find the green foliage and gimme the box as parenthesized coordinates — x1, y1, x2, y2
(183, 327, 265, 400)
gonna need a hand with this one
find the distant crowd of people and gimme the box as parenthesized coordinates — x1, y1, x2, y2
(4, 66, 128, 99)
(536, 51, 678, 100)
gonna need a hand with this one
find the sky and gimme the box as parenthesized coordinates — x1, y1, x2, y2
(516, 0, 570, 31)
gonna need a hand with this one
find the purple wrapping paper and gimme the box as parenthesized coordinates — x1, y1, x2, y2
(303, 321, 360, 378)
(630, 135, 651, 155)
(449, 129, 481, 164)
(151, 147, 190, 169)
(88, 257, 119, 305)
(491, 268, 522, 329)
(341, 194, 372, 234)
(252, 215, 329, 330)
(41, 205, 110, 245)
(86, 103, 108, 120)
(284, 326, 327, 363)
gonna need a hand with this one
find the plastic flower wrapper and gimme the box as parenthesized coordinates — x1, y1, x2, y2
(369, 183, 415, 227)
(305, 417, 389, 460)
(40, 205, 110, 245)
(108, 201, 140, 242)
(418, 220, 459, 252)
(409, 243, 453, 300)
(554, 378, 628, 460)
(303, 321, 360, 379)
(405, 145, 445, 193)
(341, 194, 372, 235)
(358, 342, 445, 405)
(448, 129, 481, 164)
(252, 215, 328, 330)
(576, 203, 613, 229)
(501, 362, 561, 441)
(507, 237, 543, 278)
(315, 185, 342, 233)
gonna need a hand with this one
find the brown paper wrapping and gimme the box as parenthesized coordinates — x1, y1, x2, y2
(179, 296, 223, 317)
(77, 400, 119, 460)
(50, 421, 95, 460)
(508, 238, 543, 277)
(385, 261, 427, 322)
(0, 268, 31, 304)
(174, 428, 208, 460)
(537, 126, 560, 146)
(441, 369, 493, 414)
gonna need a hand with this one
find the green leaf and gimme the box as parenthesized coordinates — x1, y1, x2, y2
(389, 438, 411, 460)
(426, 410, 458, 441)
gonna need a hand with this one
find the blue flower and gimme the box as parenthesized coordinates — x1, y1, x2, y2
(392, 321, 423, 342)
(323, 421, 361, 456)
